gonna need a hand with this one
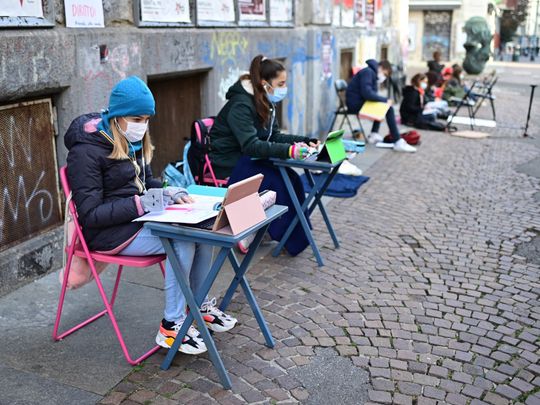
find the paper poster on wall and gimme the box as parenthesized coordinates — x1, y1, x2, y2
(365, 0, 374, 26)
(64, 0, 104, 28)
(197, 0, 235, 22)
(341, 0, 354, 27)
(239, 0, 265, 21)
(312, 0, 332, 24)
(354, 0, 365, 26)
(141, 0, 190, 23)
(270, 0, 292, 22)
(321, 32, 334, 80)
(1, 0, 43, 17)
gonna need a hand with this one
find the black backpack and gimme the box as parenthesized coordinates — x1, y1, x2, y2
(187, 117, 215, 185)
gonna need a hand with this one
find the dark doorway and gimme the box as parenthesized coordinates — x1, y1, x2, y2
(380, 45, 389, 62)
(148, 72, 205, 177)
(340, 49, 354, 81)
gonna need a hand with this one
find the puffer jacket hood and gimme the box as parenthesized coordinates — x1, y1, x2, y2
(365, 59, 379, 73)
(225, 79, 255, 100)
(64, 113, 112, 151)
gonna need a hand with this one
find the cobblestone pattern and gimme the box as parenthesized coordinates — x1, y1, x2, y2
(102, 94, 540, 404)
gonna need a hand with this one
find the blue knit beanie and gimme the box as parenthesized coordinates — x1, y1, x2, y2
(98, 76, 155, 135)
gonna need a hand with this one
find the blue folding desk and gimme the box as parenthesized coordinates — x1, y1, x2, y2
(144, 204, 287, 389)
(269, 158, 344, 266)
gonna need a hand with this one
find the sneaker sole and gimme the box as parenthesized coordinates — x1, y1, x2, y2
(155, 332, 207, 355)
(205, 319, 238, 333)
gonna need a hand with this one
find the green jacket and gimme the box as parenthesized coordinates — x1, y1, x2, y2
(209, 80, 310, 179)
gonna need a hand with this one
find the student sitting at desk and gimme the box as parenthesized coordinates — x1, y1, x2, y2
(65, 76, 237, 356)
(208, 54, 318, 256)
(345, 59, 416, 153)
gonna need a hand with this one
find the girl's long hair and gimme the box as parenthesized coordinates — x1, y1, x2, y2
(107, 118, 154, 163)
(240, 55, 285, 125)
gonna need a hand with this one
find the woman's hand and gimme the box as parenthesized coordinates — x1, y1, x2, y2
(289, 143, 309, 160)
(308, 139, 321, 148)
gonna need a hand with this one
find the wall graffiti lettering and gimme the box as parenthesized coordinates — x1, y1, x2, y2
(0, 100, 61, 250)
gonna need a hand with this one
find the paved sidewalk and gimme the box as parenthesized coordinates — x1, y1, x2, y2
(1, 70, 538, 405)
(98, 79, 539, 403)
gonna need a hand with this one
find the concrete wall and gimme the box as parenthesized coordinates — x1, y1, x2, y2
(0, 1, 400, 295)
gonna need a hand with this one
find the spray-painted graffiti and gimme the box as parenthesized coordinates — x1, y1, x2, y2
(0, 101, 60, 249)
(218, 66, 246, 102)
(1, 172, 54, 243)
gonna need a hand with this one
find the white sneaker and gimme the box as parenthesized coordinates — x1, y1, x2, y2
(393, 138, 417, 153)
(200, 298, 238, 333)
(367, 132, 384, 144)
(156, 322, 207, 355)
(338, 160, 363, 176)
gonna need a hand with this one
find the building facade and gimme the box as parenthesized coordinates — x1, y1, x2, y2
(0, 0, 406, 295)
(407, 0, 496, 64)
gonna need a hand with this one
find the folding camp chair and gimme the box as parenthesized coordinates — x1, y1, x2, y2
(446, 80, 479, 131)
(471, 75, 497, 121)
(187, 117, 228, 187)
(328, 79, 365, 140)
(52, 166, 166, 365)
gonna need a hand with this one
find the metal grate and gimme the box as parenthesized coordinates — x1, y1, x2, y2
(0, 99, 61, 251)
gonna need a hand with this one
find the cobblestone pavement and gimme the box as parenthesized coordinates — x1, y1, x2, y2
(101, 77, 540, 405)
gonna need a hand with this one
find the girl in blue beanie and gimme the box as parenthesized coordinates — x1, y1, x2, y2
(65, 76, 237, 356)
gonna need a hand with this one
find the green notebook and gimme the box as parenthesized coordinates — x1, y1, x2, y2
(316, 129, 347, 164)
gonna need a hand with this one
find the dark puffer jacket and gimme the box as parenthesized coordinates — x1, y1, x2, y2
(345, 59, 388, 114)
(64, 113, 161, 251)
(399, 85, 424, 125)
(208, 80, 310, 179)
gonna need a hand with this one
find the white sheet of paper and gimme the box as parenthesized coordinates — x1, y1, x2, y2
(1, 0, 43, 18)
(141, 0, 190, 23)
(64, 0, 104, 28)
(133, 194, 223, 224)
(449, 116, 497, 128)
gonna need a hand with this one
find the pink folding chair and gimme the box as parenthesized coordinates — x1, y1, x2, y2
(52, 166, 166, 365)
(188, 117, 229, 187)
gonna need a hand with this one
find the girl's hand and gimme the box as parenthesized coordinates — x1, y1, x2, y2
(164, 187, 194, 204)
(308, 139, 321, 148)
(289, 143, 309, 160)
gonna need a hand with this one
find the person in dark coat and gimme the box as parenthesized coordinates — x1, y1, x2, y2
(209, 55, 319, 256)
(65, 76, 237, 356)
(427, 51, 445, 85)
(400, 73, 437, 128)
(346, 59, 416, 153)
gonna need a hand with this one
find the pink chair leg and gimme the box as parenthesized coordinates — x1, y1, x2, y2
(159, 262, 165, 277)
(109, 265, 124, 307)
(90, 265, 160, 365)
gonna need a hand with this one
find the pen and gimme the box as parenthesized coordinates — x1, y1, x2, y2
(165, 206, 193, 211)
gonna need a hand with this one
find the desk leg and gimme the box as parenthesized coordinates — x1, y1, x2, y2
(160, 238, 232, 389)
(305, 168, 340, 248)
(220, 226, 267, 310)
(221, 233, 274, 348)
(271, 166, 324, 266)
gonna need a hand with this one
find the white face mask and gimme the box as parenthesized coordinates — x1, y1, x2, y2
(377, 72, 386, 84)
(116, 118, 148, 143)
(420, 82, 428, 90)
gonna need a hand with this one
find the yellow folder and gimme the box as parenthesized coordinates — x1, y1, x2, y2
(359, 101, 391, 122)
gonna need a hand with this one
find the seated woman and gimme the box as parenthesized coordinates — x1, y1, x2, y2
(443, 64, 475, 103)
(400, 73, 444, 129)
(65, 76, 237, 356)
(208, 55, 317, 256)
